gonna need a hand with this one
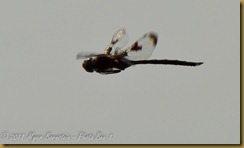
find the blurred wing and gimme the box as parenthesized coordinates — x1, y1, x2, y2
(117, 32, 158, 61)
(104, 28, 129, 55)
(76, 52, 101, 59)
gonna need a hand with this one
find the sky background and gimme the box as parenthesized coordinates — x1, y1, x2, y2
(0, 0, 240, 144)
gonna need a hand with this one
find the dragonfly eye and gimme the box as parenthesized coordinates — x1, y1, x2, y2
(82, 58, 94, 73)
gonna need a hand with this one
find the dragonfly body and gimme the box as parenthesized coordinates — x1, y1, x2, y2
(77, 29, 203, 74)
(82, 54, 131, 74)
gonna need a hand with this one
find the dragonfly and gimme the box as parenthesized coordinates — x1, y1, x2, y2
(77, 28, 203, 74)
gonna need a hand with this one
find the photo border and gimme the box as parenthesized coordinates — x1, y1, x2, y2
(1, 0, 242, 147)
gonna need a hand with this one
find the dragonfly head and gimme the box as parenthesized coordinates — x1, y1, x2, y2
(82, 58, 94, 73)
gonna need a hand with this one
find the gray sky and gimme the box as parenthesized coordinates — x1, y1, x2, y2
(0, 0, 240, 144)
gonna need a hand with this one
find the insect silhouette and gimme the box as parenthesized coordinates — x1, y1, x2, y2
(77, 28, 203, 74)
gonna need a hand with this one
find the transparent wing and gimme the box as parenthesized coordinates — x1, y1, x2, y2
(76, 52, 101, 60)
(116, 32, 158, 61)
(104, 28, 129, 55)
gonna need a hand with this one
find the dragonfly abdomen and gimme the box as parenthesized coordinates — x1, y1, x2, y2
(131, 59, 203, 66)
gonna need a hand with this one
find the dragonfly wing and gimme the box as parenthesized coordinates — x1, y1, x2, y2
(99, 68, 122, 74)
(104, 28, 129, 55)
(117, 32, 158, 61)
(76, 52, 101, 59)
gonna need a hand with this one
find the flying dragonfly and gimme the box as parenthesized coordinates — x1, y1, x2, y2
(77, 28, 203, 74)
